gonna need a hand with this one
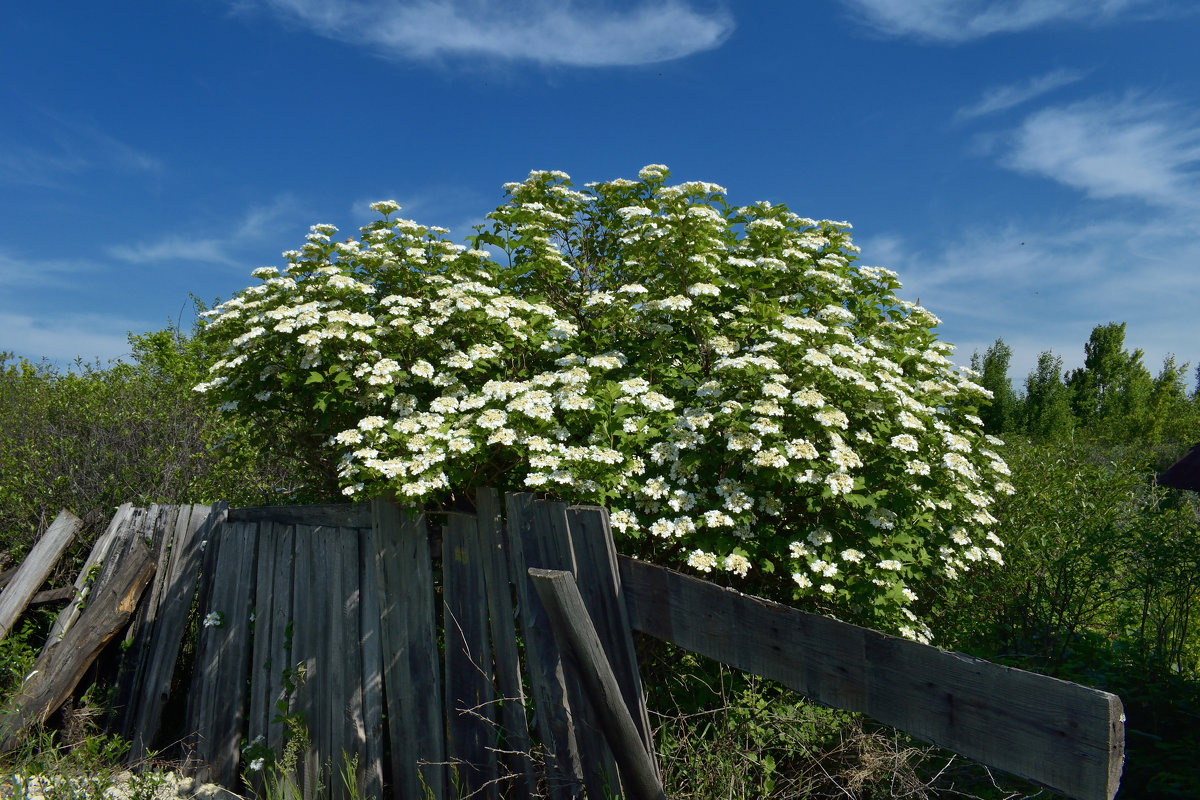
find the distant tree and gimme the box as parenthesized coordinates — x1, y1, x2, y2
(1022, 351, 1075, 439)
(1065, 322, 1152, 434)
(970, 339, 1019, 434)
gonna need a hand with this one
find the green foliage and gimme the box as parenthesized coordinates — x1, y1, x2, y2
(932, 434, 1200, 798)
(0, 321, 321, 571)
(971, 339, 1019, 434)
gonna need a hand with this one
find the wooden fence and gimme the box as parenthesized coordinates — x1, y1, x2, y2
(0, 493, 1125, 800)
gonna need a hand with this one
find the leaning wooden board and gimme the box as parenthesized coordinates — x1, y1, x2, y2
(618, 555, 1124, 800)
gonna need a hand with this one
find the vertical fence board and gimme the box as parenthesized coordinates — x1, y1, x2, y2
(475, 488, 535, 800)
(291, 524, 327, 800)
(357, 526, 385, 800)
(188, 520, 258, 788)
(443, 512, 498, 799)
(505, 494, 584, 800)
(126, 504, 226, 761)
(247, 520, 283, 777)
(113, 505, 176, 738)
(372, 500, 445, 800)
(334, 526, 368, 800)
(565, 506, 657, 774)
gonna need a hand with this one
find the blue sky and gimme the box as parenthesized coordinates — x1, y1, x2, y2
(3, 1, 1199, 385)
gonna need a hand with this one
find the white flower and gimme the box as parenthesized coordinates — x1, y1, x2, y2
(890, 434, 919, 452)
(724, 554, 752, 577)
(792, 572, 812, 589)
(877, 559, 903, 571)
(203, 612, 223, 629)
(840, 548, 864, 563)
(687, 550, 718, 572)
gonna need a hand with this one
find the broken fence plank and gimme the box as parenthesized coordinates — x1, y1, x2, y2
(0, 539, 156, 753)
(0, 510, 81, 641)
(528, 568, 666, 800)
(43, 504, 134, 650)
(618, 555, 1125, 800)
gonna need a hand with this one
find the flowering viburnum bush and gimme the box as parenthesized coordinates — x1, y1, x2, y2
(196, 165, 1012, 639)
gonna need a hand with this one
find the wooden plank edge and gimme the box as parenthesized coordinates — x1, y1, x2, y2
(618, 555, 1124, 800)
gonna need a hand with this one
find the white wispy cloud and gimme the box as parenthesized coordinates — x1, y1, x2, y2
(108, 195, 302, 266)
(240, 0, 734, 66)
(840, 0, 1155, 43)
(1003, 95, 1200, 208)
(860, 211, 1200, 383)
(956, 68, 1087, 120)
(0, 311, 141, 365)
(0, 114, 162, 188)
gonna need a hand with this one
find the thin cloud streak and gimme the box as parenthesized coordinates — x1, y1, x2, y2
(0, 114, 162, 188)
(956, 68, 1087, 120)
(841, 0, 1154, 43)
(108, 195, 303, 267)
(0, 311, 141, 365)
(861, 213, 1200, 382)
(246, 0, 734, 66)
(1003, 95, 1200, 208)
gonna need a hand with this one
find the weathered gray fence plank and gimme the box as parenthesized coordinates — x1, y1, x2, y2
(443, 512, 499, 799)
(0, 509, 81, 641)
(475, 488, 535, 800)
(43, 504, 134, 649)
(125, 504, 226, 761)
(356, 526, 385, 800)
(0, 539, 155, 753)
(188, 520, 259, 789)
(230, 505, 370, 528)
(372, 500, 445, 800)
(505, 494, 586, 800)
(619, 555, 1125, 800)
(528, 568, 666, 800)
(565, 506, 656, 771)
(290, 523, 326, 800)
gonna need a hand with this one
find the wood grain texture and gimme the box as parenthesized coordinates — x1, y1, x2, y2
(188, 520, 259, 789)
(619, 555, 1125, 800)
(372, 500, 445, 800)
(528, 568, 666, 800)
(125, 504, 226, 761)
(0, 510, 81, 640)
(564, 506, 656, 771)
(475, 488, 535, 800)
(44, 504, 135, 649)
(443, 512, 498, 799)
(229, 504, 370, 528)
(504, 494, 585, 800)
(0, 540, 155, 753)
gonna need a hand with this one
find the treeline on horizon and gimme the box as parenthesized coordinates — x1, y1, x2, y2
(971, 321, 1200, 456)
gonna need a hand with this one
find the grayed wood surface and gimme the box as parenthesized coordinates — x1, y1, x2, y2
(188, 520, 258, 789)
(0, 540, 155, 752)
(529, 568, 666, 800)
(619, 555, 1125, 800)
(475, 488, 535, 800)
(229, 504, 371, 528)
(0, 509, 81, 640)
(372, 500, 445, 800)
(505, 494, 585, 800)
(124, 504, 225, 760)
(565, 506, 656, 769)
(43, 504, 134, 649)
(443, 512, 499, 799)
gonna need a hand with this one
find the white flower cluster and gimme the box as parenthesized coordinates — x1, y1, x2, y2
(197, 167, 1010, 641)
